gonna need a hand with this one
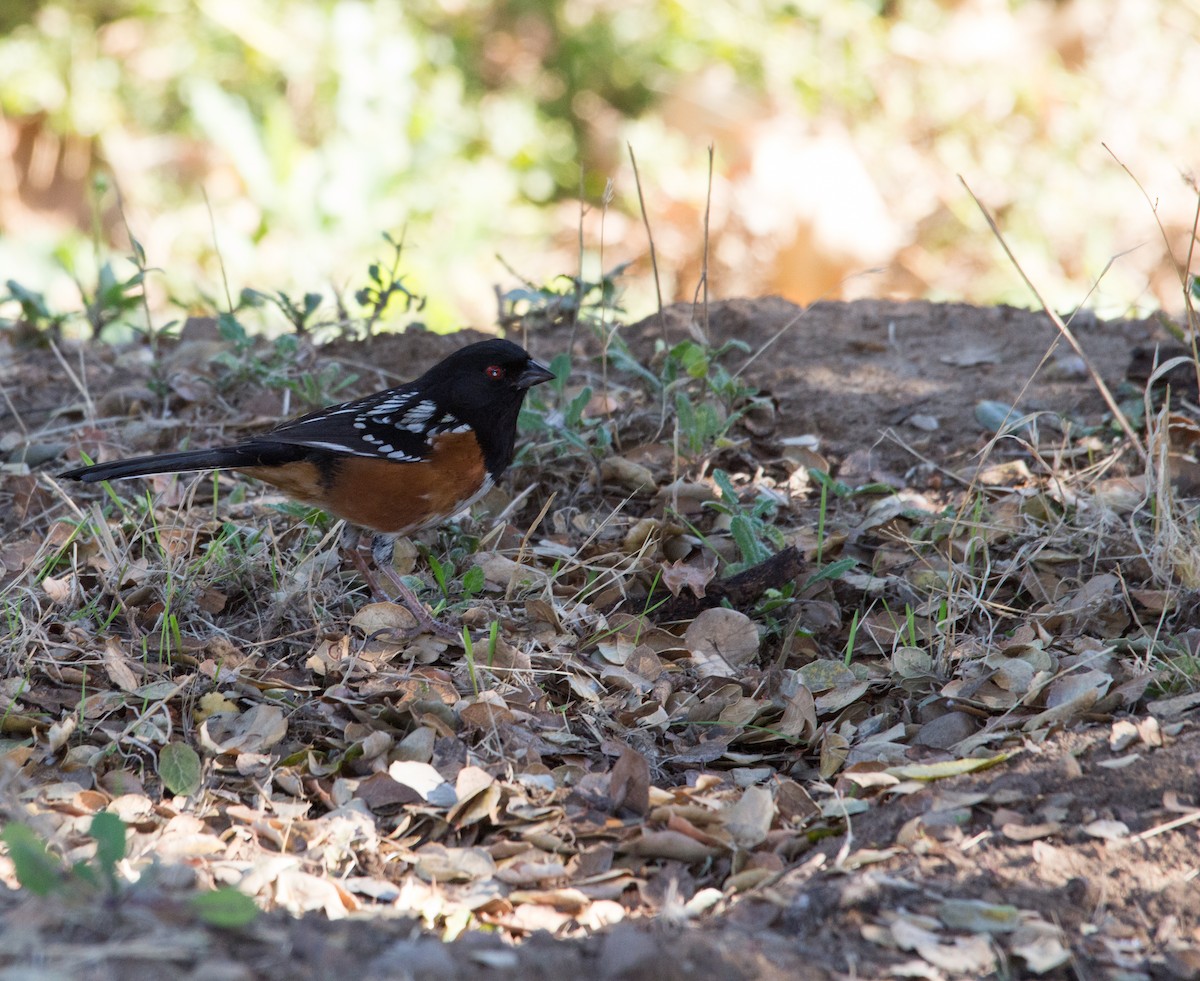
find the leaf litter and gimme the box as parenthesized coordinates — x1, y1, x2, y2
(0, 298, 1197, 977)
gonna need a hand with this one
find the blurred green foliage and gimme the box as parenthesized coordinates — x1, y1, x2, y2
(0, 0, 1193, 334)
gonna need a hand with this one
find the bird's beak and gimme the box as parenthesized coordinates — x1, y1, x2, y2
(516, 358, 556, 390)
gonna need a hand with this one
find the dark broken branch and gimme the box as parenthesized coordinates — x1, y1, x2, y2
(649, 546, 807, 622)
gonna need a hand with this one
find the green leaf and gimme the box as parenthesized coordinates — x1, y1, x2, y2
(217, 312, 248, 344)
(548, 352, 571, 392)
(807, 468, 849, 496)
(606, 346, 660, 389)
(90, 812, 126, 883)
(938, 898, 1022, 934)
(804, 558, 857, 586)
(159, 742, 203, 796)
(730, 513, 771, 566)
(887, 753, 1012, 781)
(427, 553, 448, 595)
(461, 564, 485, 598)
(1, 824, 61, 895)
(97, 261, 117, 295)
(670, 340, 709, 379)
(71, 860, 100, 887)
(711, 469, 738, 504)
(564, 385, 592, 428)
(675, 393, 698, 447)
(190, 887, 260, 928)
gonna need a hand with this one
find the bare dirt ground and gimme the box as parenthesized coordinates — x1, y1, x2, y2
(1, 297, 1196, 980)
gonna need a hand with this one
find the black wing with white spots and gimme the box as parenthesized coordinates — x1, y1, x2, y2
(244, 386, 468, 463)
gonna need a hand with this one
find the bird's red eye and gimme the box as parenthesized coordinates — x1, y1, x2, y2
(485, 365, 506, 380)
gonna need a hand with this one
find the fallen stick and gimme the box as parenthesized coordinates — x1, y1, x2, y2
(649, 545, 806, 622)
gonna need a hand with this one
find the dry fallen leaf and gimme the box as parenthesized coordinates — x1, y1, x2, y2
(42, 573, 74, 604)
(620, 829, 721, 863)
(661, 551, 719, 599)
(413, 843, 496, 883)
(350, 602, 418, 636)
(1082, 819, 1129, 840)
(195, 691, 240, 721)
(609, 745, 651, 816)
(200, 704, 287, 755)
(685, 608, 760, 677)
(722, 785, 775, 850)
(889, 916, 999, 975)
(388, 760, 456, 807)
(601, 455, 657, 492)
(102, 637, 139, 693)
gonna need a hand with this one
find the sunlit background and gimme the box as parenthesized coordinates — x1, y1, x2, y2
(0, 0, 1196, 336)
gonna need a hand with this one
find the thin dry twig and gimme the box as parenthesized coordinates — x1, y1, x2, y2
(1105, 144, 1200, 394)
(691, 143, 714, 345)
(47, 337, 94, 419)
(627, 144, 666, 346)
(960, 175, 1148, 467)
(1117, 807, 1200, 846)
(505, 491, 557, 602)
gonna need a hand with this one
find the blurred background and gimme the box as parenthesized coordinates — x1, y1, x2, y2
(0, 0, 1196, 335)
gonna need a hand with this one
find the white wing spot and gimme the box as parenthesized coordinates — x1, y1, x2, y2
(405, 400, 437, 421)
(300, 440, 376, 457)
(377, 443, 394, 454)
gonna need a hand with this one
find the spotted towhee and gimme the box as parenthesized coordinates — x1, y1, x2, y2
(60, 338, 555, 636)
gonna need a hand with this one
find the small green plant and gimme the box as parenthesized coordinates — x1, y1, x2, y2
(3, 810, 258, 926)
(516, 275, 770, 477)
(2, 247, 148, 343)
(355, 231, 425, 336)
(843, 610, 862, 666)
(808, 467, 896, 565)
(76, 257, 147, 339)
(518, 349, 615, 466)
(607, 332, 768, 459)
(427, 550, 486, 606)
(498, 261, 630, 332)
(704, 469, 787, 573)
(513, 264, 630, 467)
(1, 280, 71, 339)
(190, 886, 260, 927)
(807, 468, 896, 501)
(212, 301, 358, 409)
(662, 338, 761, 453)
(2, 812, 127, 897)
(461, 620, 500, 697)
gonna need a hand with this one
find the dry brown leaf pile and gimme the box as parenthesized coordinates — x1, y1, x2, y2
(1, 301, 1197, 978)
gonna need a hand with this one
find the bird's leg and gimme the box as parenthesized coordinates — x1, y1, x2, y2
(335, 522, 387, 601)
(367, 533, 460, 640)
(337, 524, 455, 637)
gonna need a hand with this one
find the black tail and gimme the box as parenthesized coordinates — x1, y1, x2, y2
(59, 448, 247, 484)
